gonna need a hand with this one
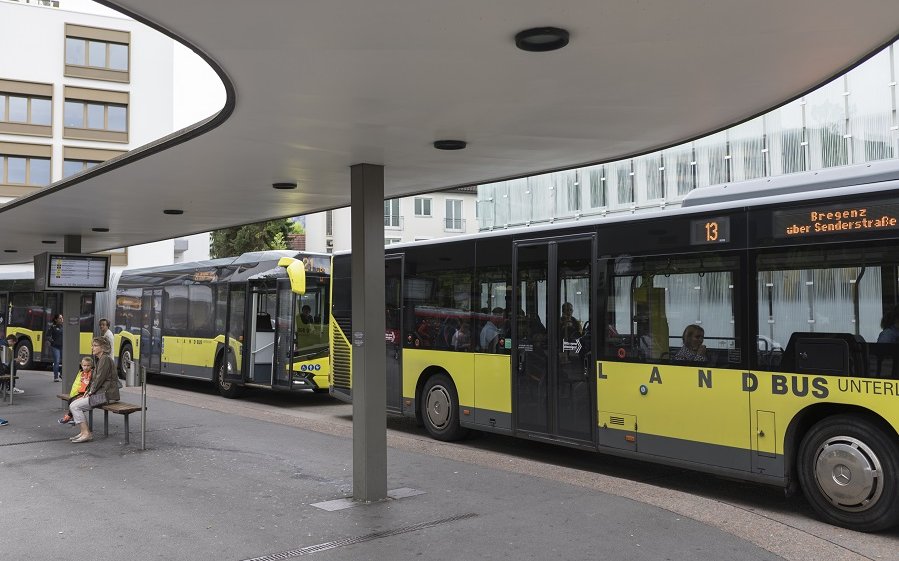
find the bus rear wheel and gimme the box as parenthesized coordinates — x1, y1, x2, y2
(215, 353, 243, 399)
(420, 373, 468, 441)
(15, 339, 33, 370)
(798, 415, 899, 532)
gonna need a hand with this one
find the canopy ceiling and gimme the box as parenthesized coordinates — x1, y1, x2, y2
(2, 0, 899, 263)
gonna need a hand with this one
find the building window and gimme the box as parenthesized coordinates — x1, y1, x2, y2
(0, 79, 53, 137)
(414, 197, 432, 217)
(64, 101, 127, 132)
(385, 237, 402, 246)
(385, 199, 402, 229)
(63, 159, 100, 178)
(65, 24, 130, 83)
(63, 86, 129, 143)
(445, 199, 464, 231)
(1, 154, 50, 186)
(325, 210, 333, 236)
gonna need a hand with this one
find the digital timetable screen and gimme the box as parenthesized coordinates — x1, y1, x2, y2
(690, 217, 730, 245)
(46, 254, 109, 291)
(772, 201, 899, 239)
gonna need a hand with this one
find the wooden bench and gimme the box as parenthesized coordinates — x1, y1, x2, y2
(57, 393, 143, 444)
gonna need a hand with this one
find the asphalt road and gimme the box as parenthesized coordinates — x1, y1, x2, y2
(137, 375, 899, 561)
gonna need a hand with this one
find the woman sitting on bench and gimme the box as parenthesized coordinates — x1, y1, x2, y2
(69, 337, 120, 444)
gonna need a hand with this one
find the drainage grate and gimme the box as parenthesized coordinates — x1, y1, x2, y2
(242, 512, 478, 561)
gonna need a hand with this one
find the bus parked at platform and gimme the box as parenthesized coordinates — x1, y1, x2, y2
(0, 275, 94, 368)
(330, 160, 899, 531)
(106, 250, 331, 397)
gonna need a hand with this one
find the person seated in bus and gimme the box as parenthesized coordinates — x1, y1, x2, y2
(452, 322, 471, 351)
(673, 324, 707, 364)
(300, 305, 314, 325)
(877, 307, 899, 343)
(479, 307, 504, 352)
(440, 318, 460, 349)
(560, 302, 582, 341)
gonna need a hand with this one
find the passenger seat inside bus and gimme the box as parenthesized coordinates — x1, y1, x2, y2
(256, 312, 274, 332)
(780, 332, 867, 377)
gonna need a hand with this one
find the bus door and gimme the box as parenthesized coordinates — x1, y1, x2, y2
(386, 255, 403, 413)
(273, 278, 297, 389)
(247, 281, 277, 386)
(140, 288, 163, 373)
(222, 284, 246, 385)
(514, 236, 594, 443)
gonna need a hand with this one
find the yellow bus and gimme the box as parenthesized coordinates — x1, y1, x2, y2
(331, 161, 899, 531)
(0, 275, 94, 368)
(109, 250, 330, 397)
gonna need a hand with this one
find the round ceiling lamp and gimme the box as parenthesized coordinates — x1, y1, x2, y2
(515, 27, 570, 52)
(433, 140, 467, 151)
(272, 182, 298, 190)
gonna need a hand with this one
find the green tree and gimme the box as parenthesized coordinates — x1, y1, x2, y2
(209, 218, 293, 258)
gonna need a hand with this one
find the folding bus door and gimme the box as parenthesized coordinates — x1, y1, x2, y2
(273, 278, 297, 389)
(514, 236, 594, 444)
(139, 288, 163, 373)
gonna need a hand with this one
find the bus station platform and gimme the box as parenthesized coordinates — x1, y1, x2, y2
(0, 371, 883, 561)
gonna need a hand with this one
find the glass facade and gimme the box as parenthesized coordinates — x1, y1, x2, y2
(478, 41, 899, 230)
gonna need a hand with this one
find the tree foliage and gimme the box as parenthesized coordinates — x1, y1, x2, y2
(209, 218, 294, 258)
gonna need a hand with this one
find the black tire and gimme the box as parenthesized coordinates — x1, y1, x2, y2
(15, 339, 33, 370)
(215, 352, 243, 399)
(118, 343, 133, 380)
(420, 373, 468, 441)
(798, 414, 899, 532)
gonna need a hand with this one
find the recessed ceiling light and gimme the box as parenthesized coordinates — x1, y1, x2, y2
(4, 249, 17, 253)
(92, 227, 109, 233)
(433, 140, 467, 151)
(515, 27, 570, 52)
(272, 182, 297, 190)
(42, 240, 56, 244)
(163, 209, 184, 215)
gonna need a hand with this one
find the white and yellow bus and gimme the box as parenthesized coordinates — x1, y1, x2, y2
(331, 161, 899, 531)
(0, 276, 94, 368)
(110, 250, 331, 397)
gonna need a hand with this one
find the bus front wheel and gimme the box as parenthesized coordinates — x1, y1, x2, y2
(420, 373, 468, 441)
(215, 353, 243, 399)
(798, 415, 899, 532)
(15, 339, 33, 370)
(118, 343, 133, 380)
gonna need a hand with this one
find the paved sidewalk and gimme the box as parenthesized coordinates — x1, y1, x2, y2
(1, 371, 787, 561)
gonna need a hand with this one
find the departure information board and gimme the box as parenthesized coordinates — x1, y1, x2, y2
(44, 253, 109, 291)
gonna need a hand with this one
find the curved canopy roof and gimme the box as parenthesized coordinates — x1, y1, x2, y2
(2, 0, 899, 263)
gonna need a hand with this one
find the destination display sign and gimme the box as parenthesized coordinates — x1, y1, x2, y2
(690, 217, 730, 245)
(772, 201, 899, 239)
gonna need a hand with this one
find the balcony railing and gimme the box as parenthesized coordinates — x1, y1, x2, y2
(384, 215, 404, 230)
(444, 218, 465, 232)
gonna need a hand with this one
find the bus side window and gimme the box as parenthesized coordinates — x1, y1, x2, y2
(256, 312, 273, 332)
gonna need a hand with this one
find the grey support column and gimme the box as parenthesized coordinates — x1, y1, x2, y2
(350, 163, 387, 501)
(61, 235, 82, 390)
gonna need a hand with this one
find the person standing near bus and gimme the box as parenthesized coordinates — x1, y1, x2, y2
(46, 314, 63, 382)
(98, 318, 115, 359)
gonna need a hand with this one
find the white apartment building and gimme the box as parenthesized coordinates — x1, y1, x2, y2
(0, 0, 210, 272)
(304, 187, 478, 253)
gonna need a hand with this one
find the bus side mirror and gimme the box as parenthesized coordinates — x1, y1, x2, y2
(278, 257, 307, 295)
